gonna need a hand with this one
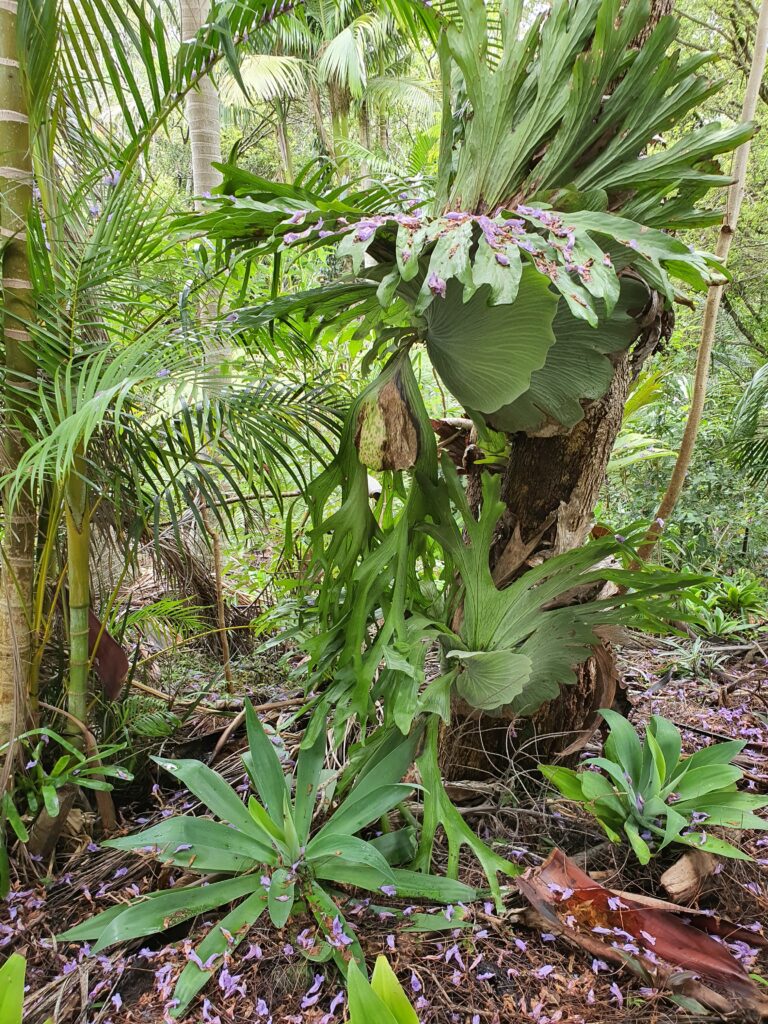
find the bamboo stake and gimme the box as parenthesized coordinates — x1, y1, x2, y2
(637, 0, 768, 562)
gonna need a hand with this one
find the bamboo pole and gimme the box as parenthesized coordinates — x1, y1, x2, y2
(637, 0, 768, 562)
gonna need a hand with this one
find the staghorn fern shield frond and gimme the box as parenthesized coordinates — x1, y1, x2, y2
(189, 0, 750, 441)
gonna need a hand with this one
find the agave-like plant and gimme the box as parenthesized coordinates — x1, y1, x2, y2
(61, 706, 474, 1015)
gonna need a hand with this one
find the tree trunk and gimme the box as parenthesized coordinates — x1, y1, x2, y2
(308, 80, 334, 159)
(438, 0, 678, 781)
(440, 308, 672, 780)
(274, 97, 294, 183)
(180, 0, 222, 205)
(0, 0, 37, 745)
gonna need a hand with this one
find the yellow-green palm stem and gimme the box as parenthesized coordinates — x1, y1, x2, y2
(64, 466, 91, 738)
(0, 0, 37, 743)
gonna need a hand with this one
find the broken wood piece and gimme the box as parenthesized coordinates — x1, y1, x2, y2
(27, 784, 78, 860)
(660, 849, 718, 904)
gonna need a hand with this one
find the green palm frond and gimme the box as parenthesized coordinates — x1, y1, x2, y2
(318, 13, 390, 97)
(728, 363, 768, 483)
(365, 75, 440, 116)
(43, 0, 300, 167)
(220, 53, 311, 105)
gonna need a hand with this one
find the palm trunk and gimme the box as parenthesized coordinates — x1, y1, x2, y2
(308, 80, 334, 158)
(274, 98, 294, 183)
(0, 0, 37, 744)
(358, 100, 371, 182)
(180, 0, 222, 205)
(328, 84, 350, 177)
(65, 459, 90, 732)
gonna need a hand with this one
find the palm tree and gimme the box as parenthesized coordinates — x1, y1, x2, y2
(181, 0, 223, 201)
(219, 1, 436, 180)
(0, 0, 36, 744)
(190, 0, 751, 776)
(0, 0, 338, 746)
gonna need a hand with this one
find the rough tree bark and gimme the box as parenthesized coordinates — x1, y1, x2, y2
(441, 306, 671, 780)
(0, 0, 37, 745)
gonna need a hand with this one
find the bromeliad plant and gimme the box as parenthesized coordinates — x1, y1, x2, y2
(60, 704, 474, 1016)
(541, 710, 768, 863)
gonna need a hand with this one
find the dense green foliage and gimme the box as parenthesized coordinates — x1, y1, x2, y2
(2, 0, 768, 1019)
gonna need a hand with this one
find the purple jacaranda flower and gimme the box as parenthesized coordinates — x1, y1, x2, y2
(218, 968, 245, 999)
(111, 993, 122, 1011)
(329, 990, 345, 1013)
(445, 944, 465, 969)
(154, 963, 174, 999)
(386, 934, 395, 950)
(411, 973, 422, 993)
(327, 917, 352, 950)
(256, 997, 270, 1017)
(640, 930, 657, 947)
(244, 942, 262, 961)
(534, 965, 554, 979)
(514, 938, 527, 952)
(495, 252, 511, 266)
(483, 901, 494, 915)
(355, 224, 376, 243)
(287, 210, 307, 225)
(541, 933, 556, 942)
(608, 896, 628, 911)
(25, 759, 37, 770)
(103, 169, 121, 187)
(62, 959, 79, 975)
(283, 944, 295, 956)
(592, 958, 608, 972)
(444, 905, 454, 921)
(380, 884, 397, 897)
(610, 982, 624, 1005)
(427, 272, 446, 298)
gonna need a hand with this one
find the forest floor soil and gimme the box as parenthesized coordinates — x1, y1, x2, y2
(7, 635, 768, 1024)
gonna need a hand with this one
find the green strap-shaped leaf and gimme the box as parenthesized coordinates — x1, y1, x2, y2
(152, 756, 267, 839)
(62, 875, 261, 951)
(293, 725, 326, 847)
(318, 785, 415, 842)
(267, 867, 295, 928)
(0, 953, 25, 1024)
(171, 889, 268, 1017)
(244, 700, 290, 825)
(347, 960, 399, 1024)
(102, 815, 274, 872)
(371, 956, 420, 1024)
